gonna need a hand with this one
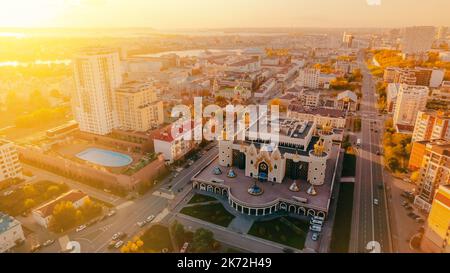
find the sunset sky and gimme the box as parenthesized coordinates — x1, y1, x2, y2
(0, 0, 449, 29)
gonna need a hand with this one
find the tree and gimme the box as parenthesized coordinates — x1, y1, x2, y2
(79, 198, 102, 220)
(191, 228, 215, 253)
(49, 201, 79, 232)
(171, 220, 187, 246)
(22, 184, 37, 198)
(410, 171, 420, 184)
(46, 185, 60, 197)
(387, 157, 400, 172)
(24, 198, 36, 210)
(269, 98, 286, 112)
(121, 237, 144, 253)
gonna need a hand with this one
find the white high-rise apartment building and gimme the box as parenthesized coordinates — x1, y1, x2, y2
(72, 48, 123, 135)
(0, 140, 22, 182)
(393, 84, 429, 129)
(402, 26, 435, 55)
(297, 68, 320, 89)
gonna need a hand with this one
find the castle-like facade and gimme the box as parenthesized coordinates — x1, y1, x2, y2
(218, 119, 335, 186)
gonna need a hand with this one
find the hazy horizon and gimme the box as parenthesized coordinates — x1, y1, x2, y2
(0, 0, 449, 29)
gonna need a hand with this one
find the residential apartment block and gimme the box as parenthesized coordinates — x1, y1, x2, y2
(412, 110, 450, 142)
(393, 84, 429, 132)
(414, 140, 450, 212)
(72, 48, 123, 135)
(115, 81, 164, 132)
(0, 140, 22, 182)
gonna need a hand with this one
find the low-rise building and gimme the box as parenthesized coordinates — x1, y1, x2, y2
(32, 190, 89, 229)
(288, 104, 347, 129)
(0, 212, 25, 253)
(153, 120, 202, 163)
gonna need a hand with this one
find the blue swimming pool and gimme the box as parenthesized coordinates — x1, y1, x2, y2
(76, 148, 133, 167)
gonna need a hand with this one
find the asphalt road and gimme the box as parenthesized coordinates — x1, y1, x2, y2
(352, 52, 392, 253)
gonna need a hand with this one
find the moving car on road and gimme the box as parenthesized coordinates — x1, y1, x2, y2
(373, 198, 379, 206)
(114, 241, 124, 249)
(76, 225, 86, 232)
(42, 239, 55, 247)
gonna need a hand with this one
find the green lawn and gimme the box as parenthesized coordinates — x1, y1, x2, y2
(180, 203, 235, 227)
(141, 224, 173, 253)
(248, 217, 309, 250)
(342, 153, 357, 177)
(188, 194, 218, 204)
(0, 180, 69, 216)
(330, 183, 355, 253)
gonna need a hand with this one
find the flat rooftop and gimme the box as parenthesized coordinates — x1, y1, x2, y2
(193, 144, 339, 211)
(247, 117, 314, 141)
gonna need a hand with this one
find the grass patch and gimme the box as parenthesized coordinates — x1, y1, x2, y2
(341, 153, 356, 177)
(248, 217, 309, 250)
(141, 224, 173, 253)
(330, 183, 354, 253)
(188, 194, 217, 204)
(180, 203, 235, 227)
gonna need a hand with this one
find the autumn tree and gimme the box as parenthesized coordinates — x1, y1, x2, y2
(49, 201, 80, 232)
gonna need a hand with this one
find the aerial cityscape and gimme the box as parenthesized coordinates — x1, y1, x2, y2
(0, 0, 449, 257)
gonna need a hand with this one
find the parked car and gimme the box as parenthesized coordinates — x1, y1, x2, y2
(416, 218, 425, 224)
(310, 225, 322, 232)
(114, 240, 124, 249)
(137, 221, 147, 227)
(107, 210, 116, 217)
(112, 232, 125, 241)
(3, 190, 14, 196)
(373, 198, 379, 206)
(146, 215, 155, 223)
(313, 216, 325, 221)
(180, 242, 189, 253)
(407, 212, 417, 218)
(76, 225, 86, 232)
(42, 239, 55, 247)
(310, 219, 323, 226)
(312, 233, 319, 241)
(108, 240, 117, 249)
(30, 244, 42, 253)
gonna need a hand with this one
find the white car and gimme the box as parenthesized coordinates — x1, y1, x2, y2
(112, 232, 124, 241)
(137, 221, 146, 227)
(107, 210, 116, 217)
(310, 225, 322, 232)
(310, 220, 323, 226)
(373, 198, 379, 206)
(114, 240, 124, 249)
(312, 233, 319, 241)
(76, 225, 86, 232)
(3, 190, 14, 196)
(146, 215, 155, 223)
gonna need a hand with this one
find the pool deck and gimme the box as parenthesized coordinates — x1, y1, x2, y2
(51, 139, 140, 171)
